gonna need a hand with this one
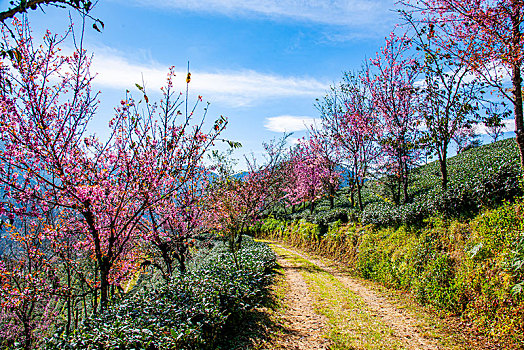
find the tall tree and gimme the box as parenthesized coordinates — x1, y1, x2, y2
(369, 32, 422, 204)
(317, 68, 381, 210)
(284, 139, 340, 213)
(404, 0, 524, 171)
(206, 151, 276, 267)
(0, 18, 225, 309)
(404, 16, 484, 191)
(306, 128, 341, 209)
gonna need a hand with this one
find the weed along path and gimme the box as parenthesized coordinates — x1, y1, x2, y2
(265, 242, 495, 350)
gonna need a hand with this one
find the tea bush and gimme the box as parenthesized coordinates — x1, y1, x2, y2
(46, 237, 276, 350)
(360, 138, 523, 226)
(259, 199, 524, 345)
(285, 139, 522, 228)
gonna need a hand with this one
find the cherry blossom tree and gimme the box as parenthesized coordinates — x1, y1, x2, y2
(403, 16, 484, 191)
(305, 128, 342, 209)
(317, 68, 381, 210)
(144, 169, 209, 277)
(205, 144, 287, 267)
(284, 138, 340, 213)
(0, 17, 226, 310)
(0, 219, 59, 350)
(369, 32, 422, 204)
(403, 0, 524, 172)
(0, 0, 103, 32)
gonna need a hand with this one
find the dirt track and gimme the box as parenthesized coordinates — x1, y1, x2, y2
(272, 251, 330, 349)
(274, 244, 439, 349)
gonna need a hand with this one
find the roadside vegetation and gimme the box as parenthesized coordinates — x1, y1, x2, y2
(256, 141, 524, 346)
(2, 0, 524, 348)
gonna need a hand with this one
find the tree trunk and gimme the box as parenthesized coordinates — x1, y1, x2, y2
(512, 63, 524, 171)
(160, 246, 173, 278)
(402, 159, 409, 204)
(92, 267, 98, 314)
(173, 246, 186, 274)
(328, 182, 335, 209)
(99, 261, 110, 310)
(66, 265, 72, 336)
(23, 314, 31, 350)
(357, 181, 364, 211)
(439, 150, 448, 192)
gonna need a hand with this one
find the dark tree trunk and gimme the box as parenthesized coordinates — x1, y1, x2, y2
(402, 159, 409, 204)
(23, 314, 31, 350)
(66, 265, 72, 336)
(328, 182, 335, 209)
(173, 245, 187, 274)
(439, 149, 448, 192)
(160, 246, 173, 277)
(512, 63, 524, 172)
(99, 262, 110, 310)
(357, 180, 364, 211)
(511, 4, 524, 173)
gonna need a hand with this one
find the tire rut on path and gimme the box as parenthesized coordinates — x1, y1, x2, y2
(276, 244, 440, 350)
(274, 251, 330, 350)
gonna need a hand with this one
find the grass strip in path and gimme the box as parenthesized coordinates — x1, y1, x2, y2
(271, 242, 503, 350)
(272, 244, 415, 349)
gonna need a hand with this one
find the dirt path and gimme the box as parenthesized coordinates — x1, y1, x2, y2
(272, 251, 330, 349)
(275, 244, 439, 350)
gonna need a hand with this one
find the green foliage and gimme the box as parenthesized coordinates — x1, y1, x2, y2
(261, 199, 524, 345)
(279, 138, 522, 230)
(360, 138, 522, 226)
(46, 238, 276, 350)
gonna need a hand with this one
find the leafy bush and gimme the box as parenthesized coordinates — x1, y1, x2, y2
(360, 138, 522, 226)
(46, 237, 276, 350)
(264, 199, 524, 345)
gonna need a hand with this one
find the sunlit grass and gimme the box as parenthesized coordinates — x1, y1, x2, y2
(271, 244, 406, 349)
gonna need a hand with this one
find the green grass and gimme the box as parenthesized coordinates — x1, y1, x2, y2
(272, 244, 407, 349)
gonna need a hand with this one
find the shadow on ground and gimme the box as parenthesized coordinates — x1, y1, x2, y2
(213, 268, 286, 349)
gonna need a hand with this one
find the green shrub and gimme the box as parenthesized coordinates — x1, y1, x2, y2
(269, 198, 524, 344)
(359, 138, 522, 226)
(46, 238, 276, 350)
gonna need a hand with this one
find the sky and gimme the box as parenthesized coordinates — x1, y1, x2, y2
(0, 0, 516, 169)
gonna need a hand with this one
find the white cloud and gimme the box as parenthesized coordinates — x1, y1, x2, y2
(132, 0, 395, 31)
(264, 115, 319, 132)
(89, 48, 328, 107)
(474, 118, 514, 135)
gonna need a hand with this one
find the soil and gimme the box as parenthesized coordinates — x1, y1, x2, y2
(271, 250, 331, 349)
(275, 244, 439, 350)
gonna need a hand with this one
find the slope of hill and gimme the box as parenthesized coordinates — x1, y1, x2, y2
(258, 139, 524, 347)
(283, 138, 522, 227)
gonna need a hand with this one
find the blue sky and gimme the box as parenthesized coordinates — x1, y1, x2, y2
(1, 0, 514, 168)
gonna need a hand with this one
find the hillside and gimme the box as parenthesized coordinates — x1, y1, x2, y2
(257, 138, 524, 347)
(279, 138, 522, 228)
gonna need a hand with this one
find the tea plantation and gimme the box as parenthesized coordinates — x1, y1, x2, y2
(257, 138, 524, 345)
(45, 237, 276, 350)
